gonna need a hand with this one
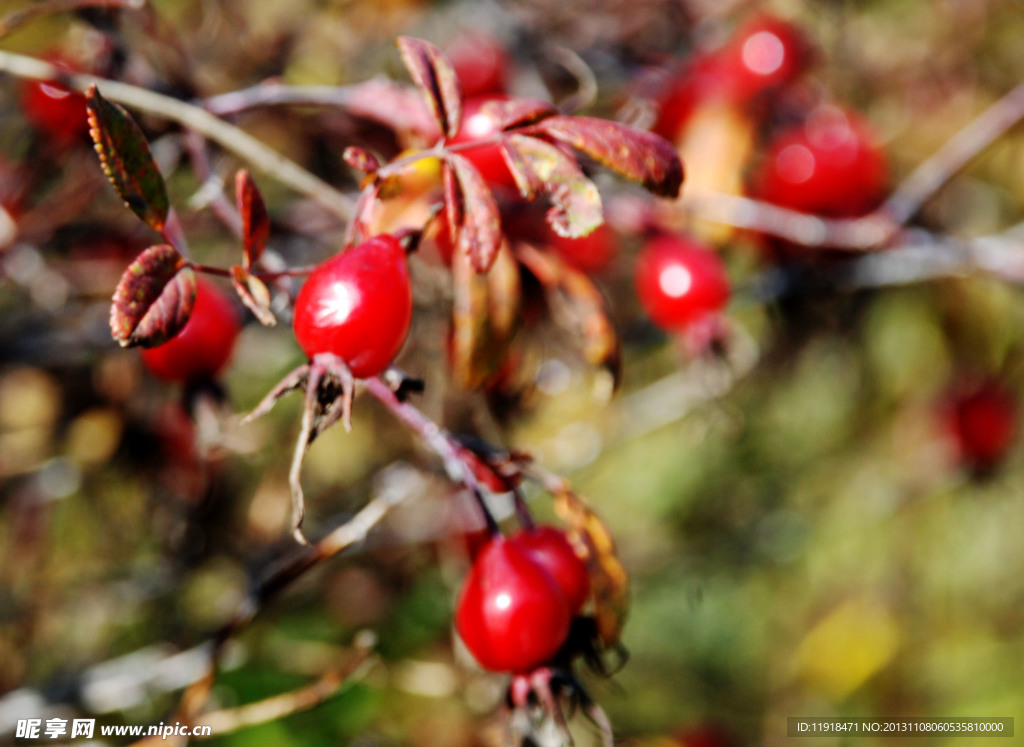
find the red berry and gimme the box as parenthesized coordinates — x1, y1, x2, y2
(447, 32, 509, 99)
(634, 234, 730, 331)
(715, 15, 810, 104)
(455, 536, 572, 672)
(140, 278, 241, 383)
(449, 96, 517, 190)
(547, 222, 615, 275)
(750, 106, 888, 218)
(512, 526, 590, 615)
(292, 235, 413, 378)
(20, 57, 89, 145)
(946, 379, 1018, 471)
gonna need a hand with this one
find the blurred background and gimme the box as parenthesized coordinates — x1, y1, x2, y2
(2, 0, 1024, 744)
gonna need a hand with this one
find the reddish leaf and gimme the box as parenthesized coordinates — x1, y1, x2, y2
(342, 146, 381, 175)
(230, 265, 277, 327)
(532, 115, 684, 197)
(516, 243, 621, 387)
(444, 155, 502, 273)
(480, 97, 557, 130)
(344, 78, 441, 144)
(235, 170, 270, 269)
(506, 134, 603, 238)
(110, 244, 195, 348)
(396, 36, 463, 139)
(86, 85, 169, 233)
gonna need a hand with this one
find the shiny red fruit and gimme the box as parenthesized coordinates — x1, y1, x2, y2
(715, 14, 810, 104)
(947, 379, 1018, 471)
(292, 235, 412, 378)
(750, 106, 888, 218)
(654, 15, 809, 139)
(547, 222, 615, 275)
(20, 57, 89, 144)
(141, 278, 241, 383)
(512, 526, 590, 615)
(447, 32, 509, 99)
(455, 536, 572, 672)
(634, 234, 730, 331)
(449, 96, 517, 190)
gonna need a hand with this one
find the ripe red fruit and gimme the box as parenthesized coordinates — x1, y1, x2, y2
(292, 235, 413, 378)
(634, 234, 730, 331)
(449, 96, 518, 190)
(20, 57, 89, 145)
(749, 106, 888, 218)
(715, 15, 810, 104)
(653, 15, 809, 139)
(512, 526, 590, 615)
(455, 536, 572, 672)
(946, 379, 1018, 472)
(446, 32, 509, 99)
(140, 278, 241, 383)
(547, 222, 615, 275)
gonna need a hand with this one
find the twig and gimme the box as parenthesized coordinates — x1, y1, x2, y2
(0, 0, 144, 39)
(196, 632, 376, 737)
(884, 80, 1024, 225)
(683, 80, 1024, 249)
(0, 51, 354, 222)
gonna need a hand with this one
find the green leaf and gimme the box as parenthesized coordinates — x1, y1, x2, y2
(110, 244, 195, 347)
(532, 115, 684, 198)
(86, 85, 170, 233)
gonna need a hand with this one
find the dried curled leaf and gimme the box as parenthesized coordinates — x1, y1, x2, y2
(506, 134, 603, 238)
(516, 243, 621, 387)
(235, 170, 270, 268)
(450, 239, 521, 389)
(110, 244, 195, 347)
(86, 85, 169, 233)
(230, 265, 276, 327)
(444, 155, 502, 273)
(532, 115, 684, 198)
(396, 36, 463, 139)
(553, 488, 630, 647)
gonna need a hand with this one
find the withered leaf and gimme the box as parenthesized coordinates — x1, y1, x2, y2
(110, 244, 195, 347)
(444, 155, 502, 273)
(506, 134, 603, 238)
(86, 85, 170, 233)
(450, 239, 521, 389)
(396, 36, 463, 139)
(553, 488, 630, 647)
(516, 243, 621, 387)
(532, 115, 684, 198)
(230, 265, 276, 327)
(235, 169, 270, 269)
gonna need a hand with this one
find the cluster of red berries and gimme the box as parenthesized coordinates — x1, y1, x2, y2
(455, 525, 589, 672)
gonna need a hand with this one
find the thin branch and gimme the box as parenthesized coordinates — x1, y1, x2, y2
(884, 80, 1024, 225)
(197, 633, 376, 737)
(0, 0, 144, 39)
(683, 80, 1024, 249)
(0, 51, 354, 222)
